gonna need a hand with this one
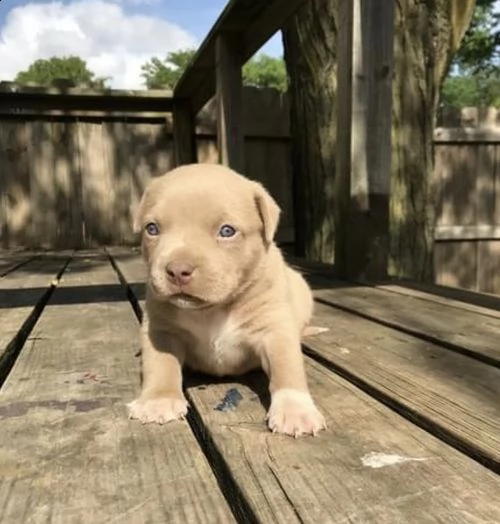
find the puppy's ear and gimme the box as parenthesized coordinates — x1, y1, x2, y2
(253, 182, 281, 244)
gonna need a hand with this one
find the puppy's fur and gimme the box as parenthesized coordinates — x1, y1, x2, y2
(128, 163, 326, 437)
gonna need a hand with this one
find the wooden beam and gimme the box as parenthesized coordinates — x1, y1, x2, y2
(335, 0, 394, 280)
(434, 225, 500, 241)
(0, 88, 175, 113)
(173, 98, 197, 166)
(215, 33, 245, 172)
(174, 0, 306, 115)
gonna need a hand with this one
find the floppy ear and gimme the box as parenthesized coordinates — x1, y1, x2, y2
(253, 182, 281, 244)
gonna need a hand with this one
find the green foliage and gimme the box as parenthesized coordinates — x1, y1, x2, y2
(242, 54, 287, 91)
(15, 56, 108, 87)
(452, 0, 500, 74)
(141, 48, 287, 91)
(441, 1, 500, 108)
(441, 73, 500, 107)
(141, 49, 195, 89)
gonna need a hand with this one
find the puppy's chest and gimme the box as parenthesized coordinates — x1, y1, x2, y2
(181, 314, 256, 375)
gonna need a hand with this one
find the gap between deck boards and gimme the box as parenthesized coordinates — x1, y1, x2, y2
(106, 250, 260, 523)
(106, 250, 500, 479)
(3, 250, 500, 522)
(0, 255, 71, 386)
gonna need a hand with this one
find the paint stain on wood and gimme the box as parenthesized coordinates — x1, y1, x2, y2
(214, 388, 243, 412)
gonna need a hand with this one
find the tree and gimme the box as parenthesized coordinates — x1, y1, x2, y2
(283, 0, 476, 281)
(141, 49, 287, 91)
(15, 56, 107, 87)
(441, 72, 500, 107)
(141, 50, 195, 89)
(282, 2, 338, 262)
(452, 0, 499, 73)
(242, 54, 287, 91)
(440, 0, 500, 108)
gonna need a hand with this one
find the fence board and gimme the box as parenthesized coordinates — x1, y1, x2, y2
(0, 122, 31, 248)
(4, 93, 500, 293)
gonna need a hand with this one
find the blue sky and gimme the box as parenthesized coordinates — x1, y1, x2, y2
(0, 0, 283, 88)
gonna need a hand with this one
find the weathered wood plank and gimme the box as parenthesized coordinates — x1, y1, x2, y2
(0, 122, 31, 248)
(52, 121, 84, 248)
(374, 281, 500, 320)
(301, 271, 500, 365)
(0, 254, 235, 523)
(78, 123, 115, 246)
(0, 254, 70, 382)
(215, 33, 245, 172)
(110, 251, 500, 522)
(186, 360, 500, 522)
(305, 301, 500, 471)
(335, 0, 394, 279)
(0, 252, 37, 277)
(27, 121, 60, 249)
(174, 0, 306, 114)
(173, 99, 197, 166)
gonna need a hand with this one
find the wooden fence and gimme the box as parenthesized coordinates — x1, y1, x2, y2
(434, 127, 500, 294)
(0, 87, 294, 250)
(1, 88, 500, 293)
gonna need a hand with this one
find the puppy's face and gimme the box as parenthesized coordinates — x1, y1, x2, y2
(134, 164, 280, 309)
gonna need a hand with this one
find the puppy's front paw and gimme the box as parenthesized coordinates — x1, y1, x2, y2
(266, 389, 326, 438)
(127, 396, 188, 425)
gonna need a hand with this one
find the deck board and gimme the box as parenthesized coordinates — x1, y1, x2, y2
(185, 360, 500, 523)
(0, 254, 234, 523)
(0, 252, 37, 277)
(110, 251, 500, 522)
(373, 282, 500, 319)
(304, 302, 500, 470)
(300, 271, 500, 366)
(0, 254, 69, 378)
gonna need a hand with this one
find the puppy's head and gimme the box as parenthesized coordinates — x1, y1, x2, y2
(134, 163, 280, 309)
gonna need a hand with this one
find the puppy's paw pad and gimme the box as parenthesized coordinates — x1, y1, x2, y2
(127, 396, 188, 425)
(267, 389, 326, 438)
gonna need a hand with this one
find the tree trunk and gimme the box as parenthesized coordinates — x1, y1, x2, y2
(390, 1, 475, 280)
(282, 0, 338, 262)
(283, 0, 475, 279)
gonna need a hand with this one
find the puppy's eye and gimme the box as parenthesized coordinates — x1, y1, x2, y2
(218, 224, 237, 238)
(145, 222, 160, 236)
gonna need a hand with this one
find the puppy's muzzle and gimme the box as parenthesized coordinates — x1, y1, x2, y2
(166, 261, 196, 287)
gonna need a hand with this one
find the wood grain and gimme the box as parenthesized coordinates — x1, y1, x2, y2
(110, 251, 500, 522)
(335, 0, 393, 279)
(304, 301, 500, 470)
(0, 122, 31, 248)
(0, 255, 69, 376)
(303, 271, 500, 365)
(215, 33, 245, 173)
(0, 254, 235, 523)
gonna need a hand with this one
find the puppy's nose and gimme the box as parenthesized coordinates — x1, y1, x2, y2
(166, 261, 195, 286)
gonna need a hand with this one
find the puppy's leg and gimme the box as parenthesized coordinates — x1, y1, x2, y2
(260, 326, 326, 437)
(128, 322, 188, 424)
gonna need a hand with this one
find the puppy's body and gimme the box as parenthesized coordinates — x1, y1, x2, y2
(128, 164, 325, 437)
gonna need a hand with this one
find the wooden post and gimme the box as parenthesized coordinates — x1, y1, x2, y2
(215, 33, 245, 173)
(335, 0, 394, 280)
(173, 98, 197, 166)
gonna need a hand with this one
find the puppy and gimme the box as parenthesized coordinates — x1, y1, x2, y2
(128, 163, 326, 437)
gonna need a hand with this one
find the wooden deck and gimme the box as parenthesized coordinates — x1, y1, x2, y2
(1, 248, 500, 523)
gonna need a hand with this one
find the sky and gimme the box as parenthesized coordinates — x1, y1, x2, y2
(0, 0, 284, 89)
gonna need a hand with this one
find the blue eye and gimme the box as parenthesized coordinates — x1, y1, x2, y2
(218, 224, 237, 238)
(145, 222, 160, 236)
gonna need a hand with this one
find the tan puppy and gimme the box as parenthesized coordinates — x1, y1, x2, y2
(128, 163, 326, 437)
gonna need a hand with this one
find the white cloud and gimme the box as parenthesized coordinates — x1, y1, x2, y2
(0, 0, 197, 88)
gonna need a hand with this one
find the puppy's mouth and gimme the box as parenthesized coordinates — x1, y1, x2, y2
(168, 293, 209, 310)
